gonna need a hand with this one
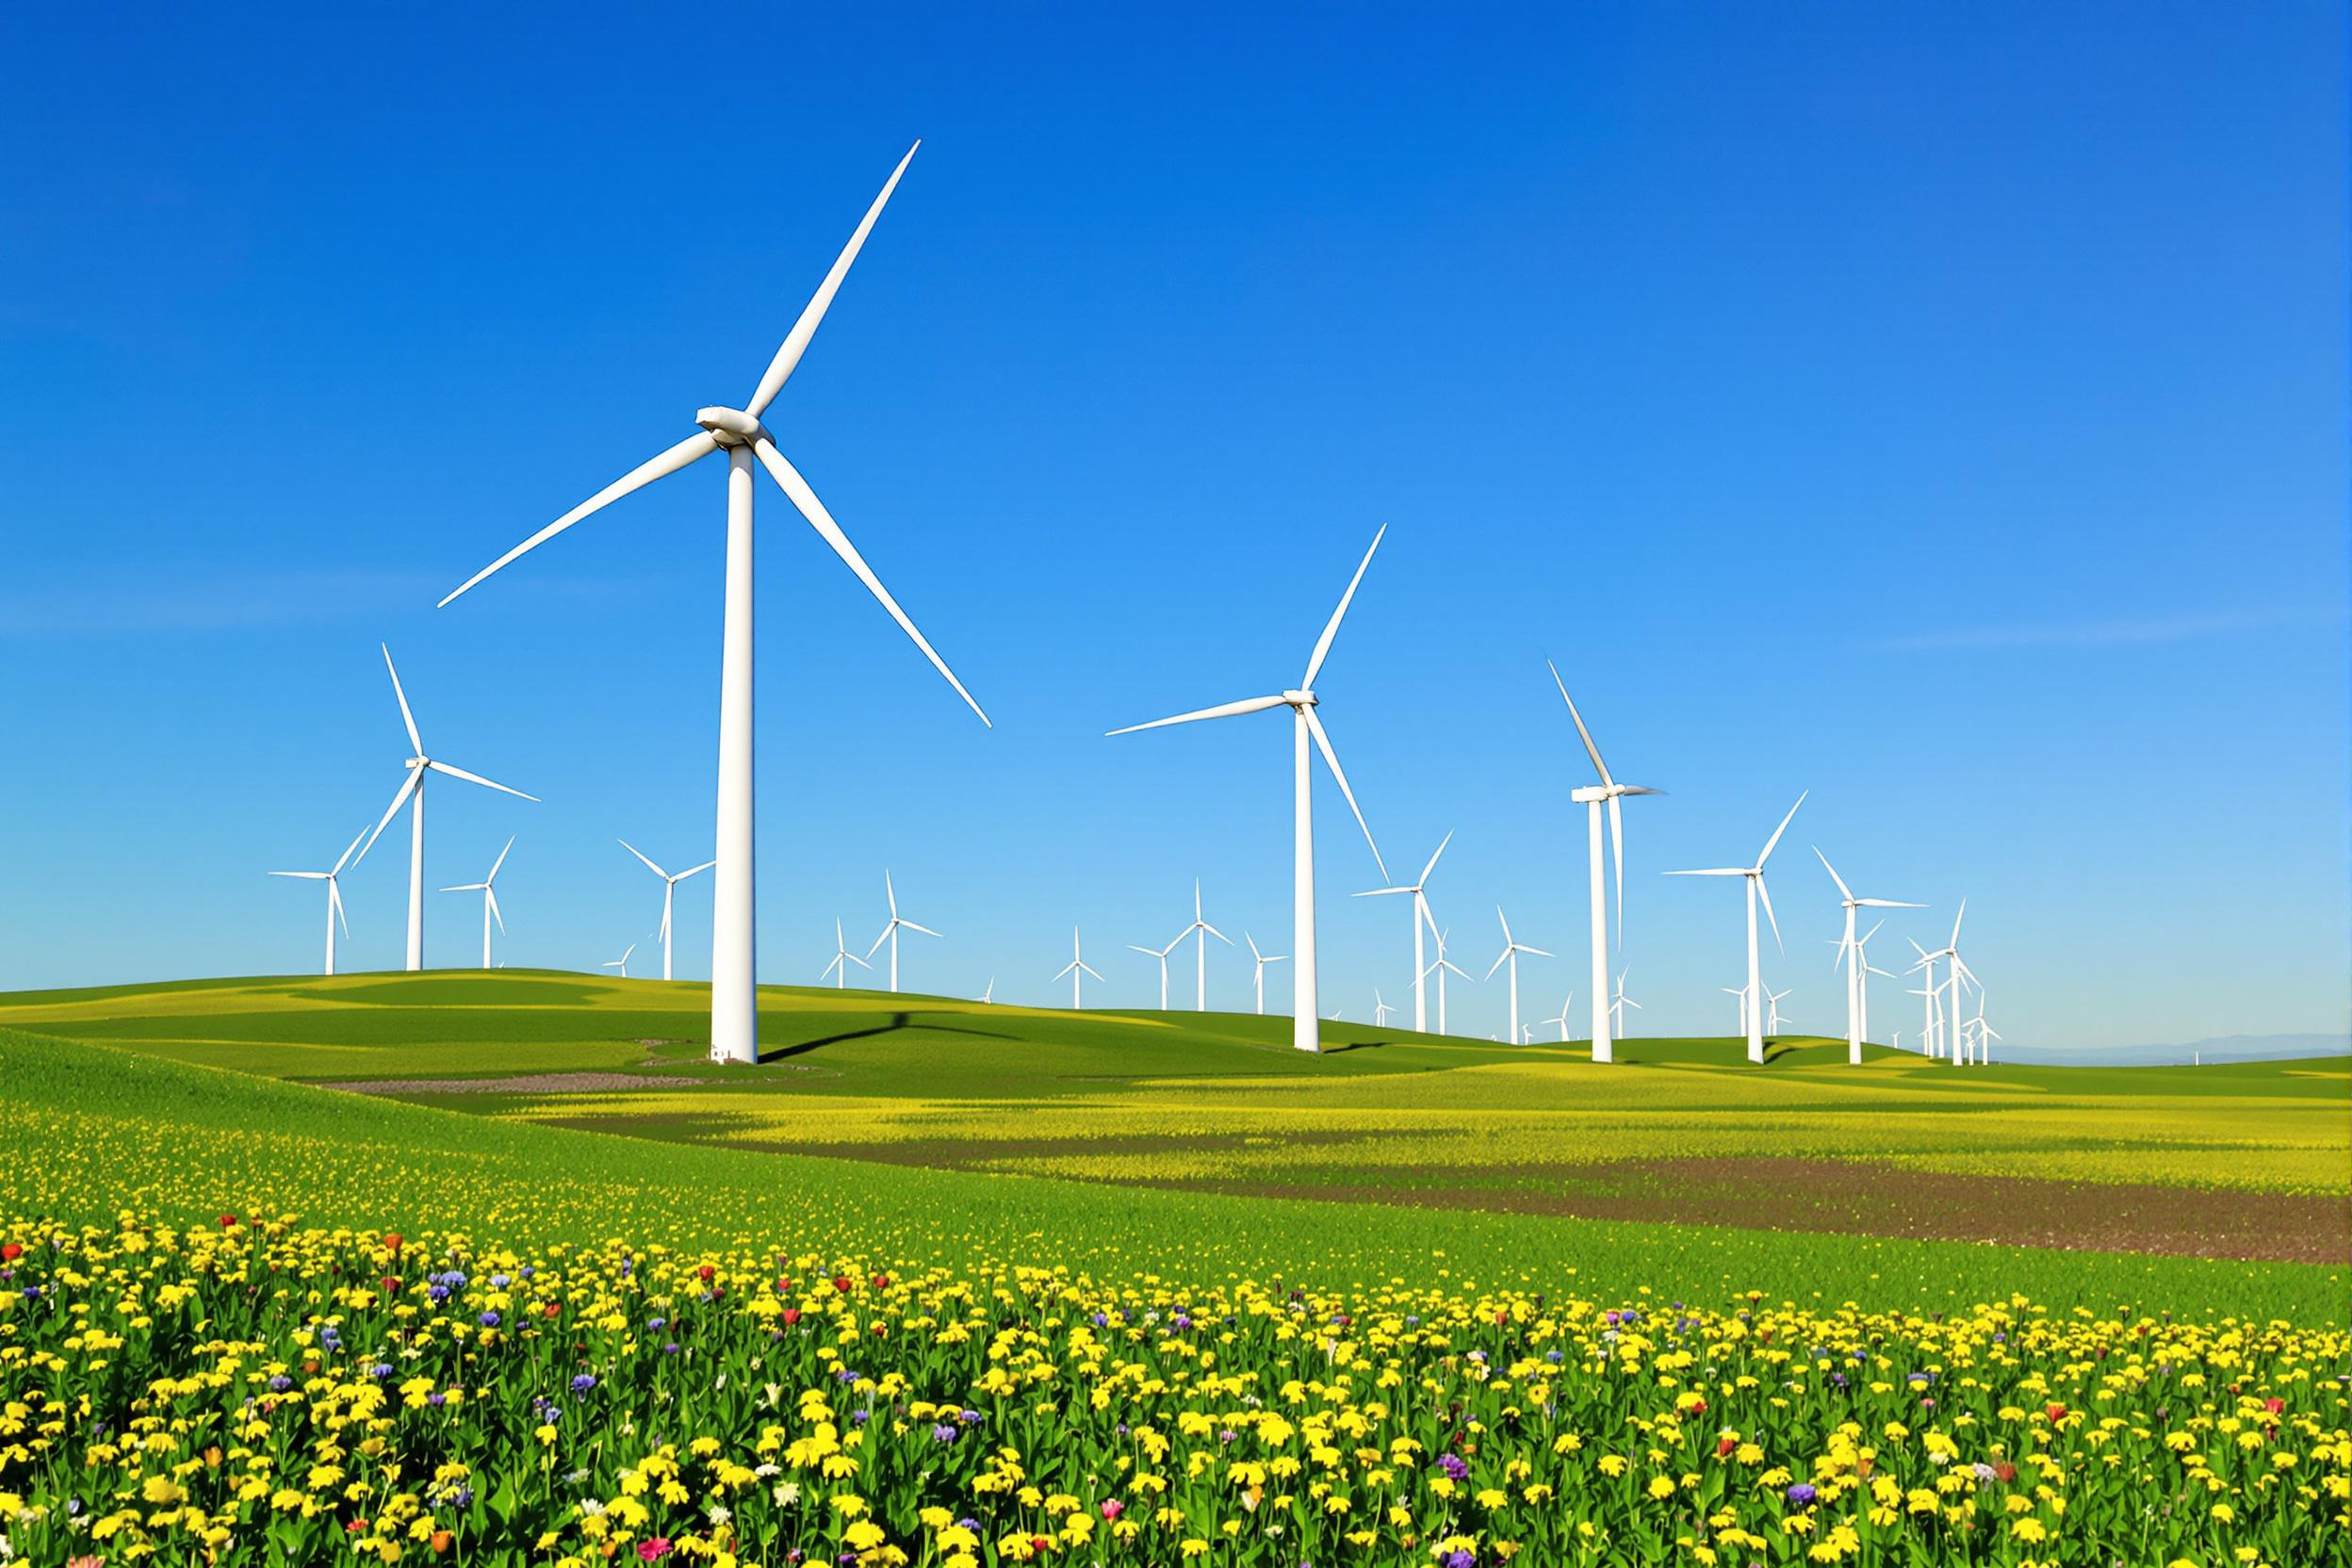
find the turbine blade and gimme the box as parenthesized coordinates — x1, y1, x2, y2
(1352, 886, 1413, 898)
(618, 839, 668, 878)
(330, 878, 348, 937)
(270, 871, 330, 880)
(1304, 707, 1387, 881)
(867, 927, 892, 958)
(1544, 660, 1613, 786)
(382, 645, 423, 754)
(1813, 846, 1853, 902)
(678, 859, 717, 880)
(1951, 897, 1967, 948)
(439, 432, 719, 608)
(1419, 828, 1454, 887)
(753, 436, 989, 726)
(486, 834, 515, 884)
(1202, 923, 1232, 944)
(487, 886, 504, 934)
(1664, 867, 1745, 877)
(1756, 873, 1783, 951)
(1107, 693, 1287, 735)
(904, 921, 941, 938)
(357, 770, 422, 861)
(426, 760, 540, 802)
(1757, 790, 1807, 867)
(1858, 898, 1926, 908)
(1302, 524, 1385, 688)
(1523, 945, 1554, 957)
(1608, 792, 1625, 941)
(331, 824, 371, 876)
(745, 142, 921, 418)
(1484, 950, 1510, 979)
(1080, 962, 1104, 980)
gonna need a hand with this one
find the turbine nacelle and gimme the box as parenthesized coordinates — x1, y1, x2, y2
(694, 406, 772, 448)
(1281, 689, 1318, 709)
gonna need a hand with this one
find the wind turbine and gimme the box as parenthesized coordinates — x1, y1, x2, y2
(979, 978, 994, 1004)
(1611, 969, 1642, 1037)
(1245, 933, 1288, 1016)
(439, 836, 515, 970)
(1906, 975, 1944, 1059)
(436, 144, 988, 1066)
(269, 825, 369, 976)
(1420, 927, 1471, 1036)
(358, 645, 538, 971)
(1128, 934, 1181, 1010)
(1538, 992, 1574, 1043)
(1108, 530, 1391, 1053)
(1373, 988, 1396, 1027)
(1547, 665, 1658, 1067)
(1815, 849, 1923, 1065)
(1835, 918, 1902, 1056)
(1765, 986, 1790, 1038)
(1174, 880, 1233, 1010)
(866, 871, 941, 994)
(618, 840, 716, 982)
(1970, 991, 2001, 1064)
(1906, 901, 1970, 1064)
(1667, 792, 1806, 1064)
(1723, 984, 1751, 1037)
(1355, 830, 1451, 1034)
(602, 941, 637, 980)
(1484, 907, 1552, 1048)
(1054, 925, 1104, 1009)
(822, 919, 870, 988)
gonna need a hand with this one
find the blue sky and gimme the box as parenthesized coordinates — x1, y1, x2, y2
(2, 3, 2344, 1050)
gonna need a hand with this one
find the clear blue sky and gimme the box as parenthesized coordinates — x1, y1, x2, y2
(3, 3, 2344, 1050)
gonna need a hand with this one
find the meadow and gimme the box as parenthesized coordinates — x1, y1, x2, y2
(0, 972, 2342, 1566)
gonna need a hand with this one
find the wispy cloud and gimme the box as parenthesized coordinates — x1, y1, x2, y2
(1880, 605, 2344, 652)
(0, 568, 647, 636)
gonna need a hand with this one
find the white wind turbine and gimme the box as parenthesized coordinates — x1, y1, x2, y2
(618, 840, 716, 983)
(1373, 988, 1396, 1027)
(358, 645, 538, 971)
(1108, 530, 1391, 1053)
(978, 978, 995, 1005)
(1907, 977, 1943, 1059)
(1667, 792, 1806, 1064)
(866, 871, 941, 994)
(1128, 934, 1181, 1010)
(1174, 880, 1233, 1011)
(269, 825, 370, 976)
(1815, 849, 1923, 1066)
(1484, 907, 1552, 1049)
(1546, 665, 1659, 1067)
(1245, 933, 1288, 1016)
(1968, 990, 2001, 1064)
(1723, 985, 1751, 1037)
(1054, 924, 1104, 1009)
(602, 941, 637, 980)
(1611, 969, 1642, 1037)
(1420, 926, 1471, 1036)
(439, 836, 515, 970)
(1832, 919, 1902, 1058)
(1538, 991, 1574, 1043)
(1906, 901, 1971, 1064)
(437, 144, 988, 1066)
(1355, 829, 1451, 1034)
(822, 919, 871, 988)
(1765, 985, 1791, 1038)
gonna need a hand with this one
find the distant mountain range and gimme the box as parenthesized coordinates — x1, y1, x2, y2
(1997, 1032, 2350, 1067)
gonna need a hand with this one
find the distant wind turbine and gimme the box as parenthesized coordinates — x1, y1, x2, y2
(1355, 830, 1451, 1034)
(1420, 926, 1471, 1036)
(618, 840, 716, 982)
(822, 919, 870, 988)
(1484, 907, 1552, 1048)
(1538, 992, 1574, 1043)
(1245, 933, 1288, 1016)
(1054, 924, 1104, 1008)
(1667, 791, 1806, 1064)
(358, 645, 538, 971)
(602, 941, 637, 980)
(866, 871, 941, 994)
(1128, 934, 1182, 1010)
(1373, 988, 1395, 1027)
(1815, 849, 1923, 1065)
(439, 836, 516, 970)
(436, 144, 989, 1066)
(1175, 881, 1233, 1010)
(1765, 986, 1790, 1038)
(1109, 530, 1391, 1052)
(978, 978, 994, 1005)
(1611, 969, 1642, 1037)
(1906, 901, 1972, 1064)
(269, 825, 370, 976)
(1547, 665, 1658, 1066)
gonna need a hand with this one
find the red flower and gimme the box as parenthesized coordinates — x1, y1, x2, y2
(832, 1275, 853, 1294)
(781, 1308, 801, 1327)
(2264, 1397, 2285, 1414)
(0, 1243, 21, 1263)
(2044, 1403, 2066, 1422)
(219, 1214, 237, 1228)
(544, 1302, 562, 1318)
(698, 1265, 715, 1282)
(1993, 1462, 2017, 1483)
(384, 1233, 403, 1253)
(1717, 1436, 1738, 1457)
(872, 1273, 890, 1289)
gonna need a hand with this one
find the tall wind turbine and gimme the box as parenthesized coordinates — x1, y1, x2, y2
(1815, 849, 1923, 1066)
(1245, 933, 1287, 1016)
(1108, 530, 1391, 1053)
(866, 871, 941, 994)
(358, 645, 538, 971)
(602, 941, 637, 980)
(1175, 881, 1233, 1011)
(269, 825, 369, 976)
(1054, 925, 1104, 1009)
(1668, 792, 1806, 1064)
(1611, 969, 1642, 1037)
(436, 144, 988, 1065)
(439, 836, 515, 970)
(1484, 907, 1552, 1048)
(1128, 935, 1181, 1010)
(822, 919, 870, 988)
(1355, 830, 1451, 1033)
(618, 840, 716, 982)
(1546, 665, 1658, 1066)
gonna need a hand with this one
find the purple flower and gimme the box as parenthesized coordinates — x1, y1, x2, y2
(931, 1424, 959, 1443)
(571, 1374, 597, 1394)
(479, 1310, 500, 1328)
(1446, 1552, 1476, 1568)
(1786, 1483, 1818, 1508)
(267, 1375, 292, 1393)
(1439, 1453, 1470, 1481)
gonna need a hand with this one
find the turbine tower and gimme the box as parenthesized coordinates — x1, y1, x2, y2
(359, 645, 538, 971)
(1355, 830, 1451, 1033)
(1108, 530, 1391, 1053)
(1547, 665, 1658, 1066)
(439, 836, 516, 970)
(1668, 792, 1806, 1064)
(866, 871, 941, 993)
(1176, 880, 1233, 1010)
(1484, 907, 1552, 1048)
(618, 840, 716, 982)
(822, 919, 871, 988)
(269, 825, 369, 976)
(1815, 848, 1923, 1065)
(437, 144, 988, 1065)
(1128, 934, 1181, 1009)
(1245, 933, 1288, 1016)
(1054, 924, 1104, 1008)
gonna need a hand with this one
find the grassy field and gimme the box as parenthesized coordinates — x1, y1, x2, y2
(0, 972, 2343, 1566)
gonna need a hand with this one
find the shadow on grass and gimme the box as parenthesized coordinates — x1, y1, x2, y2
(758, 1010, 1019, 1064)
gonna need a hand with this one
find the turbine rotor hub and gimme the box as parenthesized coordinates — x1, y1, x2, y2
(695, 406, 770, 448)
(1282, 689, 1317, 708)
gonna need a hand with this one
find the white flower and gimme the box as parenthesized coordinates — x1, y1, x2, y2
(774, 1480, 802, 1506)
